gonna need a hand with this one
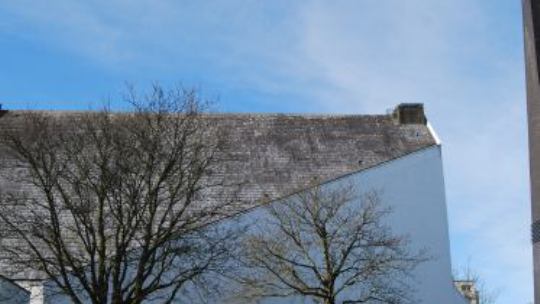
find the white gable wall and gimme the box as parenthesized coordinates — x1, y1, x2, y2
(38, 145, 466, 304)
(240, 144, 466, 304)
(340, 145, 466, 304)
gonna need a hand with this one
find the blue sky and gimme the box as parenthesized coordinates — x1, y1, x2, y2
(0, 1, 529, 302)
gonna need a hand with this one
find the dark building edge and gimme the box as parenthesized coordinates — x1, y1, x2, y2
(523, 0, 540, 303)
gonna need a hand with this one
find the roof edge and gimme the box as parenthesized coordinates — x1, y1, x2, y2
(231, 144, 440, 219)
(427, 121, 442, 145)
(308, 144, 440, 192)
(0, 109, 393, 120)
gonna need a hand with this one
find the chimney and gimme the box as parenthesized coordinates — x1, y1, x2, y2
(393, 103, 426, 125)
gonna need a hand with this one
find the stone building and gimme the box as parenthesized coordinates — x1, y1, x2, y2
(454, 281, 480, 304)
(0, 104, 467, 303)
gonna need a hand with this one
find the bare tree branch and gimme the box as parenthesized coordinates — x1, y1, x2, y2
(0, 85, 244, 304)
(234, 182, 426, 304)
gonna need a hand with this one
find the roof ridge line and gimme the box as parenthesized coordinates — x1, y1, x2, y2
(1, 109, 391, 119)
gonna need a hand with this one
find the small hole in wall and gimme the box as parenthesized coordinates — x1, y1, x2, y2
(358, 160, 363, 166)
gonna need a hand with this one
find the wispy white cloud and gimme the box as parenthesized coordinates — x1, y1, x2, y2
(292, 2, 529, 302)
(0, 0, 530, 302)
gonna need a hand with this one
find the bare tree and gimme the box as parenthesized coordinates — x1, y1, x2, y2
(0, 85, 243, 304)
(234, 182, 426, 304)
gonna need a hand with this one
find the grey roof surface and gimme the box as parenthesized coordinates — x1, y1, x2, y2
(204, 112, 436, 202)
(0, 109, 437, 280)
(0, 110, 436, 203)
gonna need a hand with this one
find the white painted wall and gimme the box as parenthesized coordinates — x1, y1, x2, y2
(39, 145, 466, 304)
(224, 145, 466, 304)
(342, 145, 466, 304)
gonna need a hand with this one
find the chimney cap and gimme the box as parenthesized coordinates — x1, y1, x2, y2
(393, 103, 426, 125)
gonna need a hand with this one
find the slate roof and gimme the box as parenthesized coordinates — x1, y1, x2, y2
(0, 108, 436, 203)
(204, 111, 436, 202)
(0, 105, 438, 280)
